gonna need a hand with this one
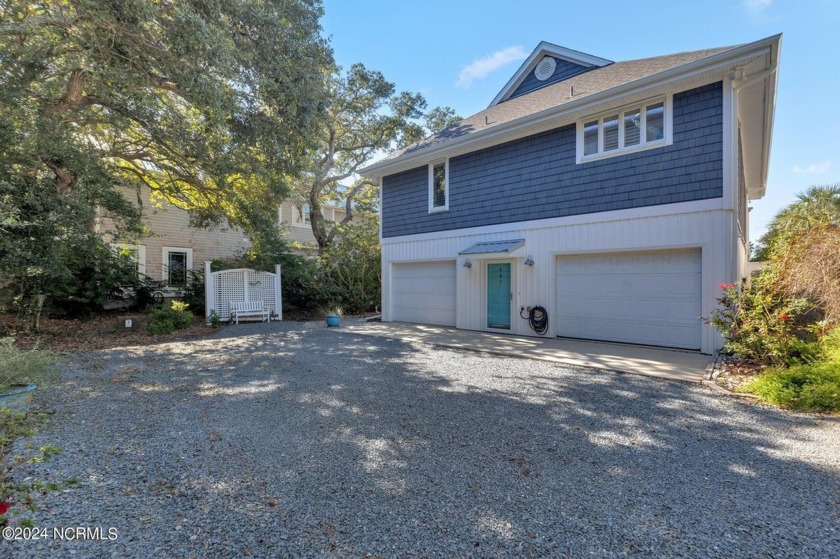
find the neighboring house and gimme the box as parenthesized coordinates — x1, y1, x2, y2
(360, 35, 781, 354)
(101, 186, 349, 291)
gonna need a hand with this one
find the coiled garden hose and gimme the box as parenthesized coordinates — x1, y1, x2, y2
(521, 305, 549, 335)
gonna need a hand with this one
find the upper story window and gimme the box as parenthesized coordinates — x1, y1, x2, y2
(577, 95, 672, 163)
(294, 204, 311, 227)
(428, 159, 449, 213)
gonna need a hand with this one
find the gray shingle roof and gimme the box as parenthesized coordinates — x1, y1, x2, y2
(385, 45, 740, 162)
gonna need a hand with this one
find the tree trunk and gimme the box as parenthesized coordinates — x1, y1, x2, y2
(309, 188, 328, 253)
(32, 293, 46, 332)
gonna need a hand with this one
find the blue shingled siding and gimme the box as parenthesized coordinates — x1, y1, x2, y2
(381, 82, 723, 239)
(509, 57, 594, 99)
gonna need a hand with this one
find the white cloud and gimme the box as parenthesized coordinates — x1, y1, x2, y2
(456, 46, 528, 89)
(743, 0, 773, 13)
(793, 160, 832, 175)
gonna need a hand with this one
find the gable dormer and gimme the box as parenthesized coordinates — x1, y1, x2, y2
(489, 42, 613, 107)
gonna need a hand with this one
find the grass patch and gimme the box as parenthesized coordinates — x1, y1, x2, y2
(0, 338, 59, 391)
(737, 360, 840, 413)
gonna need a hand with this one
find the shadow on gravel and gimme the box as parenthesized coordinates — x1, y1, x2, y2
(13, 322, 840, 558)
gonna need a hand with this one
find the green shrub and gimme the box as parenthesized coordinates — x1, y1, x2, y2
(738, 361, 840, 412)
(281, 255, 325, 310)
(0, 338, 59, 390)
(821, 326, 840, 362)
(784, 338, 823, 366)
(215, 242, 324, 310)
(317, 220, 380, 314)
(148, 301, 194, 334)
(42, 235, 143, 319)
(705, 272, 812, 365)
(181, 270, 206, 315)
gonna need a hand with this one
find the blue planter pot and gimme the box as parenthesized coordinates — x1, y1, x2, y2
(0, 384, 37, 412)
(325, 315, 341, 327)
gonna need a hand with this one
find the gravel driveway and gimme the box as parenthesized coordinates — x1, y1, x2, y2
(6, 321, 840, 558)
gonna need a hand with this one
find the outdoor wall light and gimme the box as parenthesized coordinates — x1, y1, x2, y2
(524, 255, 535, 266)
(463, 258, 472, 268)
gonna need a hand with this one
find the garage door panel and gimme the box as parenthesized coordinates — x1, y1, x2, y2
(558, 273, 699, 298)
(559, 251, 700, 274)
(392, 261, 456, 327)
(556, 249, 701, 350)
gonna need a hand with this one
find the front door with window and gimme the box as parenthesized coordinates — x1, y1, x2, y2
(487, 262, 511, 330)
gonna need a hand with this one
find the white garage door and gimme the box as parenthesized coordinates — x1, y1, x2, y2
(555, 249, 701, 349)
(392, 261, 456, 326)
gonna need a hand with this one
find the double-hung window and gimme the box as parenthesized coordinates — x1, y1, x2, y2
(577, 96, 672, 163)
(428, 159, 449, 213)
(162, 247, 193, 288)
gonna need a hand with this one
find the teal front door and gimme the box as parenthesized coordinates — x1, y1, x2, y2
(487, 262, 511, 329)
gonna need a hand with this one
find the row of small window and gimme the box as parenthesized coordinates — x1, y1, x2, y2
(427, 96, 672, 212)
(582, 100, 666, 158)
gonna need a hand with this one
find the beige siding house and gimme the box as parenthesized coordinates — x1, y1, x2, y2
(100, 187, 349, 290)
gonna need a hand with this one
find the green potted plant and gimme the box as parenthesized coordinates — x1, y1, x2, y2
(0, 338, 59, 411)
(324, 305, 343, 327)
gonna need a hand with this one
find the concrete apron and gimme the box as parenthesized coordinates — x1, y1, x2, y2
(343, 322, 713, 383)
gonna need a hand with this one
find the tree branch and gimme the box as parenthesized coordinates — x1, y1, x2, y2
(42, 159, 73, 193)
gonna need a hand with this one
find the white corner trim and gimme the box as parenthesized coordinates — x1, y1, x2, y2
(382, 198, 725, 244)
(722, 76, 736, 213)
(427, 159, 449, 213)
(378, 178, 384, 242)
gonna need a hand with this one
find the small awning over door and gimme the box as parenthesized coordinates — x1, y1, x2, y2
(458, 239, 525, 256)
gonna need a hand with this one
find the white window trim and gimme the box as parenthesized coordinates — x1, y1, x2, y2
(576, 94, 673, 164)
(428, 159, 449, 213)
(112, 243, 146, 276)
(293, 204, 312, 228)
(162, 246, 193, 287)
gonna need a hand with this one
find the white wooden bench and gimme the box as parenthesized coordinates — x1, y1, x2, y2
(230, 301, 270, 324)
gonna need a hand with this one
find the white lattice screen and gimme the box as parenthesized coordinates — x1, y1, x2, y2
(205, 263, 282, 323)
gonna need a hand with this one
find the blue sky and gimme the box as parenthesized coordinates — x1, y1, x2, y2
(322, 0, 840, 242)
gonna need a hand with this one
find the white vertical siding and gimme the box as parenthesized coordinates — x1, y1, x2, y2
(382, 205, 738, 354)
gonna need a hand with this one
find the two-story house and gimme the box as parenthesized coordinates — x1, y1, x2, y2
(101, 185, 350, 291)
(361, 35, 781, 354)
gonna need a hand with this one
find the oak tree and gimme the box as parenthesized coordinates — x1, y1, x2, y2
(293, 63, 461, 251)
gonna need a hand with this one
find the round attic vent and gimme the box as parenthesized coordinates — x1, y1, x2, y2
(534, 56, 556, 81)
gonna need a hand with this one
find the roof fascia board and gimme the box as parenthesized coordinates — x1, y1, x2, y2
(361, 35, 780, 179)
(489, 41, 613, 107)
(736, 37, 780, 200)
(758, 35, 781, 199)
